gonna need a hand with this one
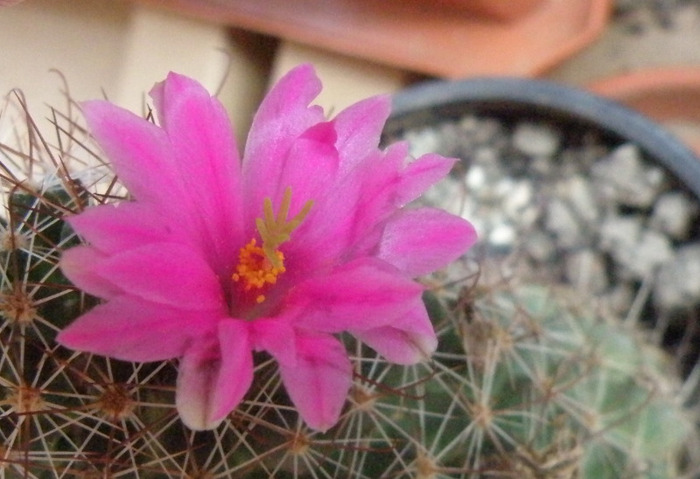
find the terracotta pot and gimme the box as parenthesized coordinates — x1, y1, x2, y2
(432, 0, 546, 22)
(131, 0, 612, 78)
(589, 68, 700, 154)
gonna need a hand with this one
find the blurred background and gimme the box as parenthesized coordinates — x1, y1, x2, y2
(3, 0, 700, 144)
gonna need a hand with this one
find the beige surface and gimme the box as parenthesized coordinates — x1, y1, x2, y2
(111, 3, 271, 141)
(5, 1, 700, 139)
(0, 0, 406, 141)
(0, 0, 408, 140)
(0, 0, 128, 115)
(0, 0, 269, 141)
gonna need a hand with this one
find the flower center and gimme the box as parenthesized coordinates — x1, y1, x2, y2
(232, 187, 312, 304)
(232, 239, 285, 303)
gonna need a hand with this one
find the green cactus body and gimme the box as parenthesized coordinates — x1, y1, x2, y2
(437, 284, 690, 478)
(330, 283, 691, 478)
(0, 95, 695, 478)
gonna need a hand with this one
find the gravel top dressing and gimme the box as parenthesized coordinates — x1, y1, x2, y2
(387, 109, 700, 375)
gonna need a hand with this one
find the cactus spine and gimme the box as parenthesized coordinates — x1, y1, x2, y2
(0, 90, 696, 478)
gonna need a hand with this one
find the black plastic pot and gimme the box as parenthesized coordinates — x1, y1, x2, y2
(384, 77, 700, 198)
(384, 77, 700, 381)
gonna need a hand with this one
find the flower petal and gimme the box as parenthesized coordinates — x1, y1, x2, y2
(61, 246, 122, 300)
(333, 95, 391, 174)
(242, 64, 325, 227)
(56, 296, 214, 362)
(149, 72, 243, 265)
(81, 100, 187, 208)
(329, 144, 456, 253)
(352, 302, 437, 364)
(94, 242, 227, 312)
(377, 207, 477, 276)
(396, 152, 457, 206)
(176, 321, 253, 430)
(346, 144, 408, 236)
(275, 332, 352, 432)
(274, 121, 340, 213)
(282, 176, 362, 276)
(246, 121, 342, 251)
(249, 318, 297, 366)
(214, 321, 255, 422)
(67, 203, 171, 254)
(279, 97, 391, 271)
(288, 259, 423, 333)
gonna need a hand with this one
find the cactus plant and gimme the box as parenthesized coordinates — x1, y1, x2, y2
(0, 82, 697, 478)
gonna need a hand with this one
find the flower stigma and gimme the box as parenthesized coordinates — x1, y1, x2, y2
(233, 187, 313, 304)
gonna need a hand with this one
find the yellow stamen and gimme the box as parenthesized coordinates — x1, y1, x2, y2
(256, 187, 313, 269)
(232, 239, 285, 291)
(232, 188, 313, 302)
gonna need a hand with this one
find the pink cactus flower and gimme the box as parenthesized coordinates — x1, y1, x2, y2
(58, 65, 477, 431)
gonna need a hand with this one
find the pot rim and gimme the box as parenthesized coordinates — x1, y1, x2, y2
(388, 77, 700, 198)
